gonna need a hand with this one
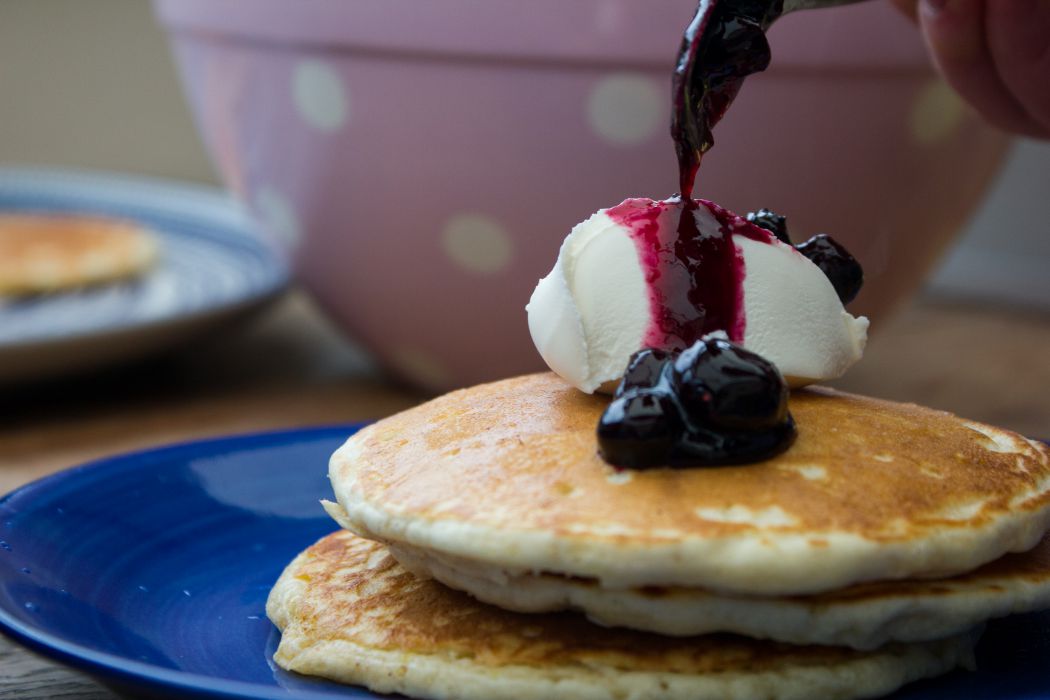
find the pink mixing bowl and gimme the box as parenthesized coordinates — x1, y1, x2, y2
(154, 0, 1009, 391)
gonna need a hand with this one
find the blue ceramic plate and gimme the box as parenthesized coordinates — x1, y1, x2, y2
(0, 426, 1048, 699)
(0, 168, 289, 382)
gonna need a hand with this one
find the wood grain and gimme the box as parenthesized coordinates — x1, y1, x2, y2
(1, 292, 1048, 699)
(833, 299, 1050, 438)
(0, 643, 116, 700)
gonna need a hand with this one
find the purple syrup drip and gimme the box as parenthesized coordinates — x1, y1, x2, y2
(606, 197, 776, 352)
(671, 0, 717, 201)
(672, 0, 781, 200)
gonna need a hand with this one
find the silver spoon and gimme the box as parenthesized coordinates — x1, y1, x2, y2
(781, 0, 873, 14)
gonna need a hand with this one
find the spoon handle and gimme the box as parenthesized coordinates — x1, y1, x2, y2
(781, 0, 873, 13)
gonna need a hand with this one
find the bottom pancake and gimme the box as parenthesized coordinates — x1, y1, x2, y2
(267, 531, 977, 700)
(388, 534, 1050, 650)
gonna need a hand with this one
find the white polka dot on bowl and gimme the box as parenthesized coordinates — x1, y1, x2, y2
(292, 60, 349, 132)
(587, 73, 664, 146)
(253, 185, 302, 250)
(910, 80, 965, 146)
(441, 213, 513, 275)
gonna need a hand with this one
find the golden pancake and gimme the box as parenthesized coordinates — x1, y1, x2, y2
(389, 533, 1050, 649)
(325, 373, 1050, 596)
(0, 214, 158, 295)
(267, 531, 976, 700)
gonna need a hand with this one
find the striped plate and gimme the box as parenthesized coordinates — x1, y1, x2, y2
(0, 168, 289, 381)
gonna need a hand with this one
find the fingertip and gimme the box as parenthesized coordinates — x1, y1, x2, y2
(984, 0, 1050, 130)
(919, 0, 946, 14)
(889, 0, 919, 23)
(915, 0, 1047, 138)
(918, 0, 983, 64)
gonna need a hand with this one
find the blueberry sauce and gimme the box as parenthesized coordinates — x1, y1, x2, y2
(592, 0, 858, 470)
(746, 207, 864, 305)
(672, 0, 784, 200)
(598, 340, 795, 469)
(606, 197, 776, 350)
(668, 0, 864, 311)
(745, 208, 790, 244)
(796, 233, 864, 305)
(612, 0, 793, 357)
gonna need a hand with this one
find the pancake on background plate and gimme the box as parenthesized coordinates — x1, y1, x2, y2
(268, 530, 978, 700)
(0, 214, 158, 295)
(324, 373, 1050, 597)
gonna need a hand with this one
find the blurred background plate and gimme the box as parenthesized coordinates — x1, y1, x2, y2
(0, 168, 289, 383)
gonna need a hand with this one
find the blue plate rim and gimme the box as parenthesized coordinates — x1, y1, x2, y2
(0, 424, 366, 700)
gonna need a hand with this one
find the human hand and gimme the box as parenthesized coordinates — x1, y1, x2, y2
(891, 0, 1050, 139)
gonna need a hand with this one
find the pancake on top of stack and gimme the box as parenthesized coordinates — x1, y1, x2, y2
(324, 375, 1050, 598)
(267, 373, 1050, 700)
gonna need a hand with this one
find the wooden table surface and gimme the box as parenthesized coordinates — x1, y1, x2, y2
(2, 291, 1049, 699)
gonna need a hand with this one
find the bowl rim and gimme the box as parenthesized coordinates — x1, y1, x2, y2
(152, 0, 929, 70)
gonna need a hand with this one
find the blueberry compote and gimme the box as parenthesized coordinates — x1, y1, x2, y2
(606, 197, 778, 349)
(745, 208, 790, 244)
(746, 207, 864, 304)
(598, 340, 795, 469)
(670, 0, 865, 309)
(795, 234, 863, 304)
(672, 0, 785, 200)
(592, 0, 860, 470)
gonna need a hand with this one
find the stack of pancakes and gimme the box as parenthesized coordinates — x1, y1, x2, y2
(268, 373, 1050, 700)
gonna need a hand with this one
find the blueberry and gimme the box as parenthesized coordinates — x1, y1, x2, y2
(616, 348, 674, 397)
(674, 415, 796, 465)
(746, 208, 790, 244)
(672, 338, 788, 431)
(598, 340, 796, 469)
(795, 234, 863, 305)
(598, 390, 684, 468)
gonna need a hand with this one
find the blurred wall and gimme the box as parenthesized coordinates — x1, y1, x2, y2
(928, 140, 1050, 311)
(0, 0, 216, 184)
(1, 0, 1047, 309)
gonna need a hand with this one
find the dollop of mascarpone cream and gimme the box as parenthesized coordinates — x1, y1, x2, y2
(526, 205, 869, 393)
